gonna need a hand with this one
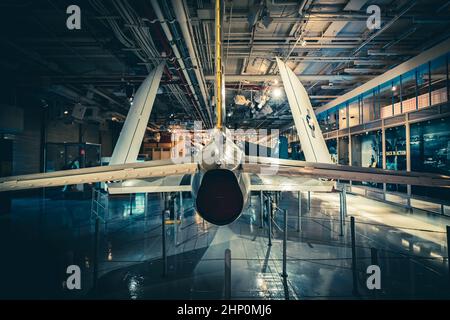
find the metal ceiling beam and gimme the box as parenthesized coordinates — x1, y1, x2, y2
(343, 68, 384, 74)
(205, 74, 374, 82)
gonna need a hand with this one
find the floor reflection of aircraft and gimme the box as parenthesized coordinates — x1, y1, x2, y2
(1, 0, 450, 226)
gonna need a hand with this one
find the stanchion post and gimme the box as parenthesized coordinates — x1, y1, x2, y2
(282, 209, 288, 278)
(93, 216, 100, 290)
(162, 196, 168, 277)
(351, 216, 358, 296)
(297, 191, 302, 232)
(224, 249, 231, 299)
(260, 191, 264, 229)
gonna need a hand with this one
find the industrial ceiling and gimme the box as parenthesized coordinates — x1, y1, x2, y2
(0, 0, 449, 131)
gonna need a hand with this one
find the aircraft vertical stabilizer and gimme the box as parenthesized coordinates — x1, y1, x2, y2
(110, 62, 165, 165)
(276, 58, 332, 164)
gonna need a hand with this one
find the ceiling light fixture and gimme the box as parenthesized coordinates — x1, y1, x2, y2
(273, 87, 282, 98)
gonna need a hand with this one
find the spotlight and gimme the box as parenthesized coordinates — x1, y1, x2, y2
(64, 110, 69, 115)
(273, 87, 282, 98)
(391, 86, 397, 91)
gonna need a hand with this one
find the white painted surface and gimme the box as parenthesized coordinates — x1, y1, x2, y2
(110, 63, 165, 165)
(277, 58, 332, 164)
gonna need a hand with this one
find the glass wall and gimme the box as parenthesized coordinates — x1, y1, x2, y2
(326, 139, 337, 163)
(314, 53, 450, 202)
(416, 63, 430, 109)
(318, 108, 339, 133)
(430, 55, 448, 106)
(392, 77, 402, 115)
(379, 81, 394, 118)
(338, 103, 348, 129)
(351, 130, 383, 188)
(318, 53, 449, 126)
(411, 117, 450, 200)
(385, 126, 407, 193)
(348, 98, 360, 127)
(411, 117, 450, 174)
(338, 136, 349, 165)
(401, 70, 417, 112)
(362, 90, 377, 123)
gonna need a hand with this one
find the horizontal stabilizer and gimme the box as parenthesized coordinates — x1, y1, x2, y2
(0, 159, 197, 192)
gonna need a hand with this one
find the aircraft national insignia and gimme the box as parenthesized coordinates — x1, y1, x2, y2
(305, 114, 316, 137)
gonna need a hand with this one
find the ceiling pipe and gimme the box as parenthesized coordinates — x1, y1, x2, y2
(353, 0, 418, 55)
(171, 0, 212, 127)
(150, 0, 209, 127)
(205, 74, 374, 81)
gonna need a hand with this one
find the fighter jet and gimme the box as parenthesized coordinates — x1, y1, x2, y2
(0, 0, 449, 226)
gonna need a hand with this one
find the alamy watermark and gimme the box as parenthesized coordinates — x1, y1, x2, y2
(66, 5, 81, 30)
(367, 5, 381, 30)
(64, 265, 81, 290)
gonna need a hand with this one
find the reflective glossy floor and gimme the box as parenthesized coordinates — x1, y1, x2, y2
(0, 190, 449, 299)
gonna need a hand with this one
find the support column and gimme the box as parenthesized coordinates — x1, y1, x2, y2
(297, 191, 302, 232)
(339, 192, 344, 237)
(162, 194, 168, 277)
(405, 119, 412, 211)
(447, 226, 450, 288)
(348, 134, 352, 167)
(93, 216, 100, 290)
(268, 197, 273, 247)
(176, 192, 183, 247)
(260, 191, 264, 229)
(351, 216, 358, 296)
(382, 120, 387, 200)
(129, 193, 133, 215)
(282, 209, 288, 278)
(224, 249, 231, 300)
(343, 187, 347, 221)
(144, 193, 148, 217)
(307, 191, 311, 213)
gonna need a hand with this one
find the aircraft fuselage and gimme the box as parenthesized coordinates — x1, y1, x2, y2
(191, 130, 251, 225)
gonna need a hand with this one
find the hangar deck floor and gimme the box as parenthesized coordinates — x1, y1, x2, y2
(0, 190, 449, 299)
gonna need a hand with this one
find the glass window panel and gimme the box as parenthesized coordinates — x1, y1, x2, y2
(351, 130, 383, 188)
(338, 104, 348, 129)
(430, 55, 448, 106)
(326, 138, 337, 164)
(362, 90, 376, 123)
(401, 70, 417, 113)
(385, 125, 407, 193)
(348, 98, 360, 127)
(417, 63, 430, 109)
(45, 143, 65, 172)
(379, 82, 393, 118)
(338, 136, 349, 165)
(84, 144, 101, 167)
(392, 77, 401, 115)
(411, 117, 450, 201)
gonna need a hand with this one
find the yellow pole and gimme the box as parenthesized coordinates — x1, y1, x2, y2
(215, 0, 223, 129)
